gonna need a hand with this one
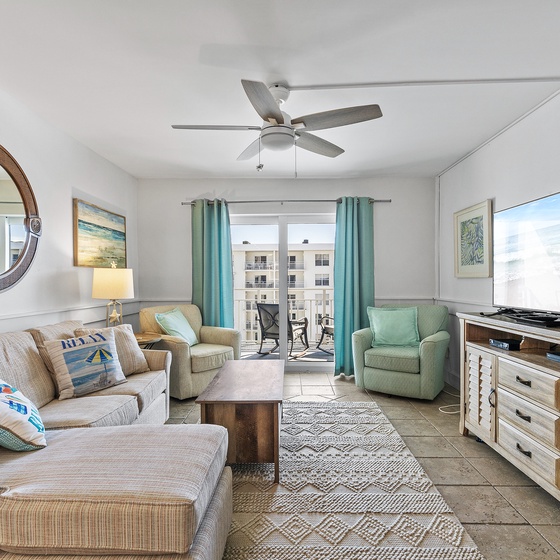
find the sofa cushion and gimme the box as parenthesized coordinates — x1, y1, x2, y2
(27, 320, 84, 375)
(155, 307, 199, 346)
(191, 343, 234, 373)
(88, 370, 167, 413)
(0, 424, 229, 554)
(39, 394, 139, 429)
(364, 345, 420, 374)
(368, 306, 420, 347)
(75, 323, 150, 376)
(0, 331, 55, 408)
(0, 380, 46, 451)
(44, 330, 126, 400)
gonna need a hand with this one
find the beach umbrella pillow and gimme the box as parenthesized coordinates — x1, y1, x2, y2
(44, 329, 126, 400)
(0, 380, 47, 451)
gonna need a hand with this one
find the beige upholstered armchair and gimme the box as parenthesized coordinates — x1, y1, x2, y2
(139, 304, 241, 400)
(352, 304, 450, 401)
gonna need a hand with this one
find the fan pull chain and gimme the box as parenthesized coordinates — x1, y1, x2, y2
(294, 139, 298, 179)
(256, 136, 263, 172)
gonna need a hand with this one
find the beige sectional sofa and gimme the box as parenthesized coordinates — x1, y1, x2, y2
(0, 320, 233, 560)
(6, 320, 170, 427)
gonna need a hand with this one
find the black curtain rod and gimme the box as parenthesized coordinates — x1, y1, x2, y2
(181, 198, 391, 206)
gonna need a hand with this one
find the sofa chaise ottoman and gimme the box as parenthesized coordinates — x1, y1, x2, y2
(0, 424, 232, 559)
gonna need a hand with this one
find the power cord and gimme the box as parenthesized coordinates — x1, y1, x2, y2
(439, 388, 460, 414)
(438, 403, 460, 415)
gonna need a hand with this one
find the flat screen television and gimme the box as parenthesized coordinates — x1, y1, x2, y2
(493, 191, 560, 324)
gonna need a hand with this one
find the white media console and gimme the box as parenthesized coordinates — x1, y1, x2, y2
(458, 312, 560, 501)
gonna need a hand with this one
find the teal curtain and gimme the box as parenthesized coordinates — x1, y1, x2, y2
(334, 197, 375, 375)
(191, 199, 234, 328)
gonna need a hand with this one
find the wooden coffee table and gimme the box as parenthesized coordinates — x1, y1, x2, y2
(195, 360, 284, 483)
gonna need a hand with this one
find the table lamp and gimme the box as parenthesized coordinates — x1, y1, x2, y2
(92, 263, 134, 326)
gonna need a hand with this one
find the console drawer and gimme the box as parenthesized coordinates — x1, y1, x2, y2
(498, 387, 560, 450)
(498, 358, 560, 410)
(498, 419, 560, 487)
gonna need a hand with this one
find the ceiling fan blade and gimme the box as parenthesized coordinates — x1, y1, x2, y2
(295, 132, 344, 158)
(291, 104, 382, 132)
(236, 138, 261, 161)
(241, 79, 284, 124)
(172, 124, 261, 131)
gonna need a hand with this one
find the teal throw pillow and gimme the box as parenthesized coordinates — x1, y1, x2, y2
(155, 308, 199, 346)
(367, 306, 420, 347)
(0, 380, 47, 451)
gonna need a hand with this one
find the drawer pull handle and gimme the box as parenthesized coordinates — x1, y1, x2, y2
(515, 409, 531, 423)
(515, 375, 532, 387)
(516, 443, 532, 458)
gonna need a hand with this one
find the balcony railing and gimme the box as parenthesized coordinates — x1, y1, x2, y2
(235, 294, 333, 347)
(244, 261, 306, 270)
(245, 262, 275, 270)
(245, 282, 275, 288)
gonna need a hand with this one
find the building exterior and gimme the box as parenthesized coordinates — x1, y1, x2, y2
(232, 241, 334, 345)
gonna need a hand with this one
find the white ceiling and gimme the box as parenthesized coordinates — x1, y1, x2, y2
(0, 0, 559, 180)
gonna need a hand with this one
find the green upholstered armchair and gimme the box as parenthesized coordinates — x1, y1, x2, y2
(352, 304, 450, 400)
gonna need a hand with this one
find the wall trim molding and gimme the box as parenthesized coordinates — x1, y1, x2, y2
(438, 88, 560, 177)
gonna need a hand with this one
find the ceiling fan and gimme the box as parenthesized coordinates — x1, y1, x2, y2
(172, 80, 382, 160)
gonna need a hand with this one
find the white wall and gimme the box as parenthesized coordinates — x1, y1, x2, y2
(438, 90, 560, 386)
(0, 89, 140, 333)
(137, 176, 436, 305)
(0, 85, 436, 337)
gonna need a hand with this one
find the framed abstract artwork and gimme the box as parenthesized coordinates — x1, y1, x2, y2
(73, 199, 127, 268)
(454, 199, 492, 278)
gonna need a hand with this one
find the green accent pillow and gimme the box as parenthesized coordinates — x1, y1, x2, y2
(155, 308, 199, 346)
(367, 306, 420, 347)
(0, 380, 47, 451)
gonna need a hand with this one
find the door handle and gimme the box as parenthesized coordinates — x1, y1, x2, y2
(488, 388, 496, 408)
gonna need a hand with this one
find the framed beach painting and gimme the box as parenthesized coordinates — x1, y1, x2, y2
(454, 199, 492, 278)
(73, 199, 127, 268)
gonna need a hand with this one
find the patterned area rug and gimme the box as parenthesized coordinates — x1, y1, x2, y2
(224, 401, 484, 559)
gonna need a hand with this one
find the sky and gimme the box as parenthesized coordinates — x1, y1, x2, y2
(231, 224, 335, 244)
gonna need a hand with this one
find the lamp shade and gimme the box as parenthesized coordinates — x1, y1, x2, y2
(92, 268, 134, 300)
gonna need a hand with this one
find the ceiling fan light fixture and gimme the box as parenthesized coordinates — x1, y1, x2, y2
(268, 84, 290, 104)
(260, 125, 295, 151)
(174, 79, 380, 162)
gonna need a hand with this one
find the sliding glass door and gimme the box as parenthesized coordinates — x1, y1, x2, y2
(231, 214, 335, 370)
(231, 222, 280, 360)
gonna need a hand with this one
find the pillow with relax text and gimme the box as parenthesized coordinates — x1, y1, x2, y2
(155, 307, 199, 346)
(367, 306, 420, 347)
(44, 329, 126, 400)
(0, 380, 47, 451)
(74, 323, 149, 376)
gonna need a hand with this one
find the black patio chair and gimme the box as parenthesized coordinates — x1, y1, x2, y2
(256, 303, 309, 357)
(316, 315, 334, 354)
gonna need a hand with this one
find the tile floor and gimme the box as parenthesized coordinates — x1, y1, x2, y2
(167, 371, 560, 560)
